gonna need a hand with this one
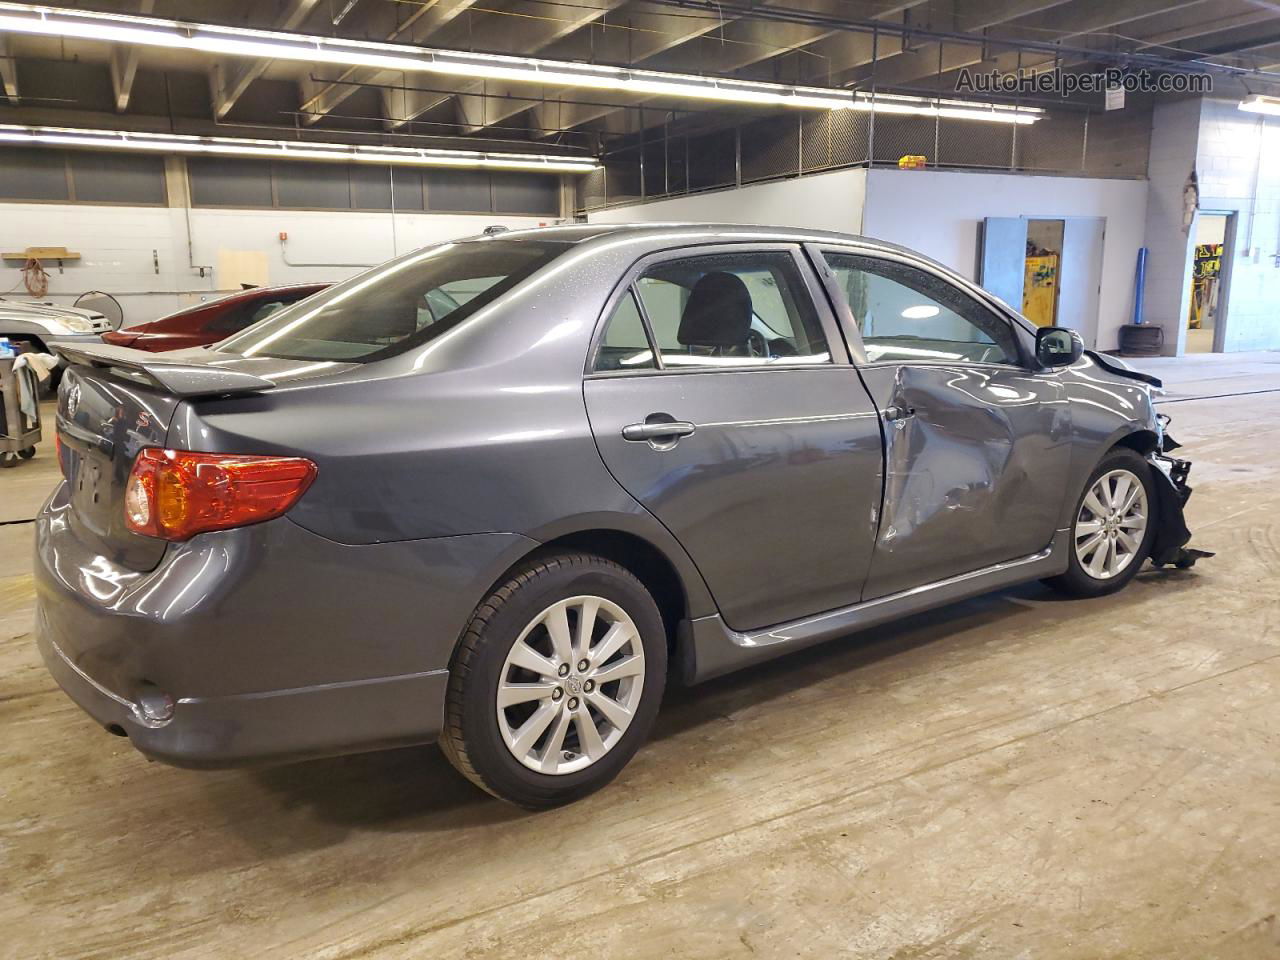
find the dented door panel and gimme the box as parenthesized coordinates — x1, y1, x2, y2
(857, 363, 1072, 600)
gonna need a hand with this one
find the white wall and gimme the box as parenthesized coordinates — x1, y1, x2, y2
(1194, 99, 1280, 353)
(0, 201, 550, 326)
(587, 167, 867, 235)
(862, 168, 1149, 351)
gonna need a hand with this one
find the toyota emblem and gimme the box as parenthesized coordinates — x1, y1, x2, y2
(64, 380, 81, 417)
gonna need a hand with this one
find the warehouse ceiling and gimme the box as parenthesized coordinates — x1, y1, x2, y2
(1, 0, 1279, 156)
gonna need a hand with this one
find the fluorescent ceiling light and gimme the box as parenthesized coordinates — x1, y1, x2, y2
(0, 123, 600, 172)
(854, 91, 1040, 124)
(0, 2, 1041, 123)
(1239, 95, 1280, 116)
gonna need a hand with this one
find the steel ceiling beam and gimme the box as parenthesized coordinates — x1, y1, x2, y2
(212, 0, 322, 120)
(110, 0, 153, 112)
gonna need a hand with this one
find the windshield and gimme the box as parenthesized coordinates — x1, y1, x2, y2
(216, 238, 571, 362)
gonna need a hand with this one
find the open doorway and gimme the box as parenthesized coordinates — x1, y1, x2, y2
(1186, 213, 1231, 353)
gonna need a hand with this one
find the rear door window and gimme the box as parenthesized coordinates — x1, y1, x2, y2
(593, 291, 656, 372)
(624, 250, 831, 370)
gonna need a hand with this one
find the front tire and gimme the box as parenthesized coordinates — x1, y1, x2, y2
(440, 552, 667, 809)
(1044, 447, 1156, 597)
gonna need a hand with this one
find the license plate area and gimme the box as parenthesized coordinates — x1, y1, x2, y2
(69, 446, 112, 535)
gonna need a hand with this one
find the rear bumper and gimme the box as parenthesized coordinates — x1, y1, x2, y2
(37, 623, 448, 768)
(34, 482, 537, 767)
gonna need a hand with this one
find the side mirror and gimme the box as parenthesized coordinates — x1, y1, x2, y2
(1035, 326, 1083, 368)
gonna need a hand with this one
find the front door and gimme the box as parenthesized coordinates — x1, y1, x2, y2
(584, 245, 884, 632)
(816, 248, 1073, 600)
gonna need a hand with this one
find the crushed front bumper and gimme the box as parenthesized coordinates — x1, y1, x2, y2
(1147, 430, 1213, 569)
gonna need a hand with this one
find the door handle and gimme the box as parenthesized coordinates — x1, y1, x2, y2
(622, 419, 697, 442)
(881, 405, 915, 422)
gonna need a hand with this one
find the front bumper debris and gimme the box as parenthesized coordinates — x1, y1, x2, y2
(1147, 430, 1213, 569)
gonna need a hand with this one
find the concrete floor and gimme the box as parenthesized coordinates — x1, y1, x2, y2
(1185, 326, 1215, 353)
(3, 353, 1279, 959)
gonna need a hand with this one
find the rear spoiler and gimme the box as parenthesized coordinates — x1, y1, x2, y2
(56, 343, 276, 398)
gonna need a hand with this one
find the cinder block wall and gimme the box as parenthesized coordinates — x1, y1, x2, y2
(1195, 100, 1280, 353)
(0, 158, 556, 327)
(1142, 97, 1280, 354)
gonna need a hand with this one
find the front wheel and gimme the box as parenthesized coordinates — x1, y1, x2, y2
(1044, 447, 1157, 597)
(440, 552, 667, 809)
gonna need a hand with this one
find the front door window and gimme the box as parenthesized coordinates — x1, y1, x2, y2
(823, 254, 1021, 365)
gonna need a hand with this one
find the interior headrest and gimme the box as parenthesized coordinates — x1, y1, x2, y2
(677, 271, 752, 348)
(374, 293, 422, 339)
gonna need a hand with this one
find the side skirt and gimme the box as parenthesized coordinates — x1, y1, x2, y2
(680, 529, 1071, 684)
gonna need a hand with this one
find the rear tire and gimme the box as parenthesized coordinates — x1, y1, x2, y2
(1044, 447, 1156, 597)
(440, 552, 667, 809)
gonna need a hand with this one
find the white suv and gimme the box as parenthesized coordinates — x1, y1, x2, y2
(0, 298, 114, 355)
(1, 299, 117, 389)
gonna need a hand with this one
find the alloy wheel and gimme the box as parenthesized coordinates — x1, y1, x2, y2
(496, 595, 646, 775)
(1074, 468, 1149, 580)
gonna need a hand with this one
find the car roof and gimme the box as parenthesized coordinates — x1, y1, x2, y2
(474, 221, 920, 256)
(173, 282, 329, 311)
(223, 282, 330, 300)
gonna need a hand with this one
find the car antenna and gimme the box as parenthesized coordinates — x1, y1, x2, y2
(482, 225, 509, 236)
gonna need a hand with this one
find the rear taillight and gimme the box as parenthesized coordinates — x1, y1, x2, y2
(124, 448, 317, 541)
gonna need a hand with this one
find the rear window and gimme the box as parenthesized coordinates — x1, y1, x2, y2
(216, 239, 570, 362)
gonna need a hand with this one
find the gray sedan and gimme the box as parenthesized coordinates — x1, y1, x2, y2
(36, 224, 1204, 808)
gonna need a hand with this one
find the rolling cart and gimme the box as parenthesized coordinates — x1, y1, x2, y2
(0, 355, 41, 468)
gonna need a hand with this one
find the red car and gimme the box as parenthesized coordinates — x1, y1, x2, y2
(102, 283, 329, 352)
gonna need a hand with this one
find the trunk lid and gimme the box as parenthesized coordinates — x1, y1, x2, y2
(55, 344, 354, 570)
(57, 365, 184, 570)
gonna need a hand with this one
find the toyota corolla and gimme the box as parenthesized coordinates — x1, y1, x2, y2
(36, 224, 1205, 808)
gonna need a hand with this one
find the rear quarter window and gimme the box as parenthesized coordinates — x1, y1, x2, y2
(215, 240, 570, 362)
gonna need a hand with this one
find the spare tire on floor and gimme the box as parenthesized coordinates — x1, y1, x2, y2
(1118, 323, 1164, 357)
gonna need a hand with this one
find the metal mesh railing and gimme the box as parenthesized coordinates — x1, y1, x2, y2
(688, 128, 738, 192)
(576, 103, 1149, 214)
(937, 117, 1014, 169)
(1014, 112, 1087, 172)
(740, 115, 801, 183)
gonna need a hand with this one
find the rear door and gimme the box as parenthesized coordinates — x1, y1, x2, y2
(583, 244, 884, 632)
(812, 246, 1072, 600)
